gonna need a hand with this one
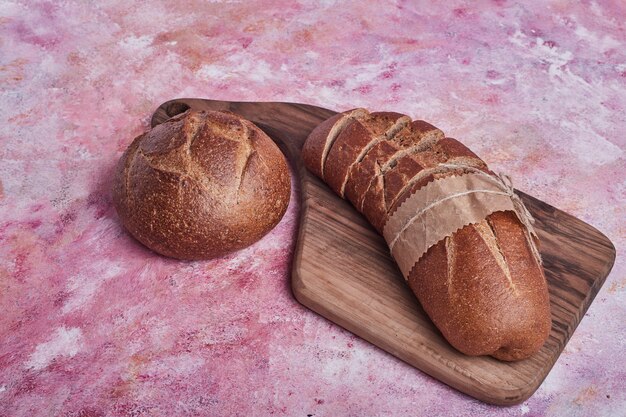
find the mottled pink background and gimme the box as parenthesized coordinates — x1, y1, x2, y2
(1, 1, 624, 416)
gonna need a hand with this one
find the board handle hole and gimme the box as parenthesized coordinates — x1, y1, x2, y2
(165, 102, 190, 118)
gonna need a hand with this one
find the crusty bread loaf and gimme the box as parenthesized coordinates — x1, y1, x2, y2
(113, 110, 291, 260)
(302, 109, 551, 361)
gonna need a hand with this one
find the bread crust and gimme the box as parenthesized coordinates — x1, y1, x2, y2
(301, 108, 368, 179)
(323, 112, 408, 196)
(113, 110, 291, 260)
(409, 212, 551, 361)
(344, 120, 444, 211)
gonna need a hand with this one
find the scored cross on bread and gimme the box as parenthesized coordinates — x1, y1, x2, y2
(301, 109, 551, 361)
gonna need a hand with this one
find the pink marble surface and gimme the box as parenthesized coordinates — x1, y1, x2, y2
(1, 1, 624, 416)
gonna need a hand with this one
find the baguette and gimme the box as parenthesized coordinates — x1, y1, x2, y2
(302, 109, 551, 361)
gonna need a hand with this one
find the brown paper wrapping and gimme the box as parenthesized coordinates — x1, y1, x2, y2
(382, 172, 522, 279)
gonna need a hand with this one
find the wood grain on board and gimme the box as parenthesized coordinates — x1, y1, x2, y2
(151, 98, 616, 406)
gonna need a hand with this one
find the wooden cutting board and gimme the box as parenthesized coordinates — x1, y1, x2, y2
(151, 98, 616, 406)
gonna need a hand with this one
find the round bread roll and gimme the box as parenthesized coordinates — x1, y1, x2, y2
(112, 109, 291, 260)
